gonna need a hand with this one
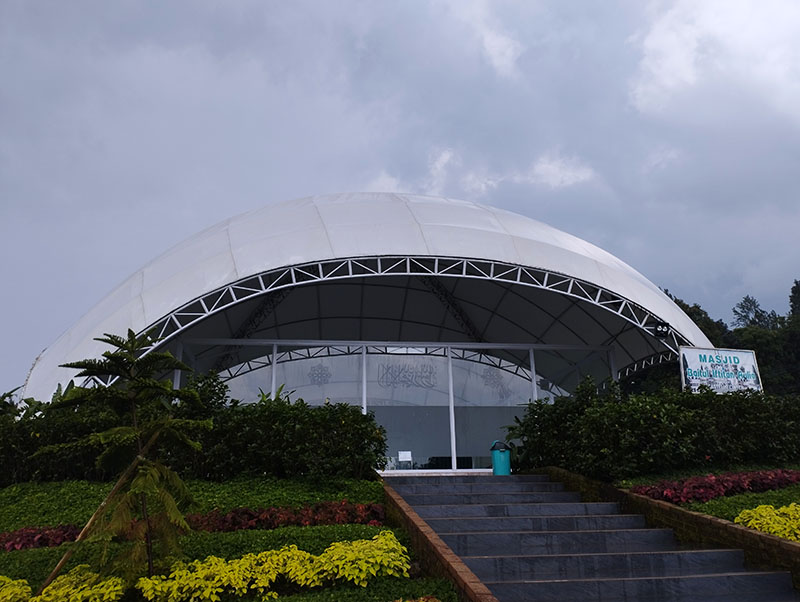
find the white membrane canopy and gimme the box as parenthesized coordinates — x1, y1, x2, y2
(23, 193, 711, 400)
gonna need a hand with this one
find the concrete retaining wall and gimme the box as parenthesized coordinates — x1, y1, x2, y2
(541, 466, 800, 589)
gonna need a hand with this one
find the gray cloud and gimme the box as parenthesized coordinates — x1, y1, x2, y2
(2, 0, 799, 391)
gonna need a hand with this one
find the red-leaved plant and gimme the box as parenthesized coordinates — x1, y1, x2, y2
(185, 500, 384, 532)
(0, 524, 81, 552)
(630, 469, 800, 504)
(0, 501, 384, 552)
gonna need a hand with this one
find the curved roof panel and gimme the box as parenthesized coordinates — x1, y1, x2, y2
(23, 193, 711, 400)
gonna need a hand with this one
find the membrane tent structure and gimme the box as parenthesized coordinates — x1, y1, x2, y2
(23, 193, 712, 471)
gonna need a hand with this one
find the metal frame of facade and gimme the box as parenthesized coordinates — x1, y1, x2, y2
(82, 255, 689, 388)
(187, 338, 610, 394)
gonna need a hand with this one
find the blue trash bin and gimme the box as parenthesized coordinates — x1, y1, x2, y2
(490, 440, 511, 476)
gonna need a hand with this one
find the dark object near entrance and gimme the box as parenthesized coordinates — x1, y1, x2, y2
(490, 440, 511, 476)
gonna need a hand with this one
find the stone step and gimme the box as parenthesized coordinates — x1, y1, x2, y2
(392, 481, 565, 495)
(402, 491, 582, 506)
(463, 549, 747, 581)
(441, 528, 678, 556)
(383, 474, 550, 485)
(414, 501, 620, 518)
(485, 571, 799, 602)
(426, 514, 646, 533)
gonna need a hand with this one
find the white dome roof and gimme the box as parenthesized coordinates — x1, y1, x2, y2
(24, 192, 711, 400)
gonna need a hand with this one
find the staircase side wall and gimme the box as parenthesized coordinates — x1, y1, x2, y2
(542, 466, 800, 589)
(383, 483, 500, 602)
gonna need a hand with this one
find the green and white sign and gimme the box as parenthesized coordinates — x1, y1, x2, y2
(679, 347, 762, 393)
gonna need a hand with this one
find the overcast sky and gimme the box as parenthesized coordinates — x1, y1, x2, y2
(2, 1, 799, 392)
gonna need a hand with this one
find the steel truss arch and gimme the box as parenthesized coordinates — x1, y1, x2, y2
(217, 345, 541, 383)
(82, 255, 689, 388)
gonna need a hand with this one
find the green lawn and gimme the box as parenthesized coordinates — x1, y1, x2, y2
(684, 483, 800, 521)
(0, 477, 384, 532)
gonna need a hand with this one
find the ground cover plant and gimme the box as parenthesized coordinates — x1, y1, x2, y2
(684, 483, 800, 522)
(1, 502, 385, 553)
(0, 473, 450, 599)
(615, 466, 800, 544)
(0, 525, 394, 593)
(0, 478, 383, 533)
(734, 504, 800, 542)
(629, 469, 800, 504)
(0, 532, 419, 602)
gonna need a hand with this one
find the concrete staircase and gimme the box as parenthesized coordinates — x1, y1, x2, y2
(385, 474, 800, 602)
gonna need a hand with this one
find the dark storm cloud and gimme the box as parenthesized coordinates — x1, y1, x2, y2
(1, 0, 799, 391)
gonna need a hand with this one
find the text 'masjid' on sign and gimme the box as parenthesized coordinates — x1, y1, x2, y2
(679, 346, 763, 393)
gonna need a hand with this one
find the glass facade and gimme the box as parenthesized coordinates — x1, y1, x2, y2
(226, 342, 613, 471)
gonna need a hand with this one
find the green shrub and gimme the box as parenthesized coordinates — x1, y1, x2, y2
(179, 525, 390, 561)
(508, 380, 800, 481)
(137, 531, 409, 601)
(0, 396, 119, 486)
(1, 376, 388, 485)
(0, 525, 389, 593)
(173, 394, 387, 481)
(0, 575, 31, 602)
(31, 565, 125, 602)
(2, 533, 420, 602)
(734, 504, 800, 541)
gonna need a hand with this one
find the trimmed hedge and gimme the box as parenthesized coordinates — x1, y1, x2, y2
(0, 382, 387, 485)
(171, 395, 387, 480)
(509, 382, 800, 480)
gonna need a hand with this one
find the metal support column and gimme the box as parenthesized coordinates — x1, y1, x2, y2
(447, 346, 457, 470)
(172, 341, 183, 390)
(270, 343, 278, 399)
(529, 347, 538, 402)
(608, 349, 618, 382)
(361, 346, 367, 415)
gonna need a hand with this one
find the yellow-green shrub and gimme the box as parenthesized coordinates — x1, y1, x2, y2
(0, 575, 32, 602)
(314, 530, 410, 586)
(734, 503, 800, 541)
(0, 566, 125, 602)
(137, 530, 410, 601)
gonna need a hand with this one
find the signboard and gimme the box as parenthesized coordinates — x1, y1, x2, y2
(679, 347, 762, 393)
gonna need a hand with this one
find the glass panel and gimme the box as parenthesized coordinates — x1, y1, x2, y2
(366, 349, 452, 470)
(534, 348, 611, 399)
(226, 346, 362, 406)
(272, 347, 363, 406)
(453, 348, 531, 469)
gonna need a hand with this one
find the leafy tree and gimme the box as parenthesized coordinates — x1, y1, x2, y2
(38, 330, 208, 590)
(663, 290, 730, 347)
(732, 295, 782, 330)
(0, 388, 19, 416)
(790, 279, 800, 317)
